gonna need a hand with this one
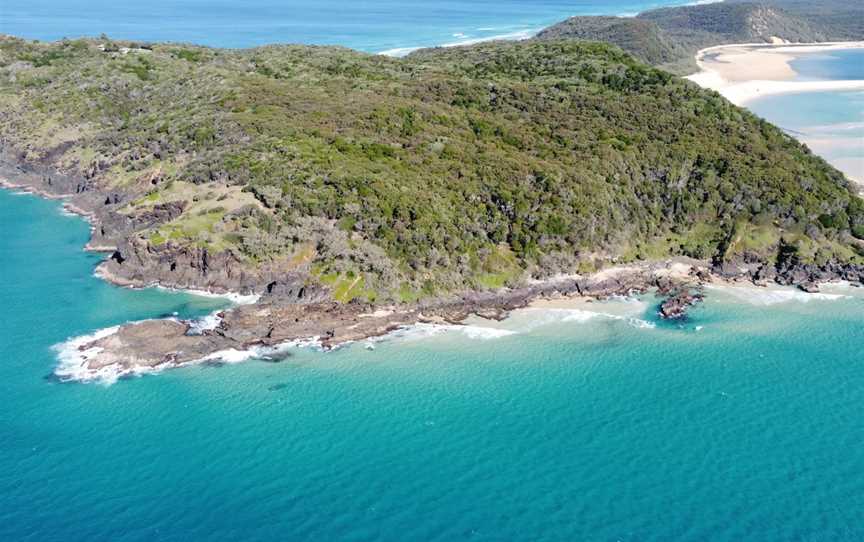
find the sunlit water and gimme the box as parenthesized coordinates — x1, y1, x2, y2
(3, 14, 864, 541)
(3, 185, 864, 541)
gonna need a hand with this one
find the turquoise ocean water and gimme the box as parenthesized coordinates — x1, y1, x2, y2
(3, 6, 864, 541)
(3, 189, 864, 540)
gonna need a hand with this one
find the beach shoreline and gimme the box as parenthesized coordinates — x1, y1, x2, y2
(685, 41, 864, 105)
(685, 41, 864, 185)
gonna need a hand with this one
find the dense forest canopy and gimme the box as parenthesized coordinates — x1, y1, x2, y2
(1, 34, 861, 301)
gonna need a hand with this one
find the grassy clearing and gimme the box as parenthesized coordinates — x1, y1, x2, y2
(315, 268, 378, 303)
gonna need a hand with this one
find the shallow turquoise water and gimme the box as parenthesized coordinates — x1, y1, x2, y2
(1, 0, 695, 53)
(749, 89, 864, 181)
(791, 48, 864, 81)
(3, 188, 864, 541)
(749, 48, 864, 182)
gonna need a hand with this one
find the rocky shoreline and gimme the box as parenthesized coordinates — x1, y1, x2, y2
(47, 253, 863, 383)
(3, 147, 863, 382)
(59, 260, 712, 382)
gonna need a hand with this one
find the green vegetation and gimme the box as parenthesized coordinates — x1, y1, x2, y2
(537, 1, 861, 74)
(535, 16, 688, 66)
(729, 0, 864, 42)
(0, 34, 861, 302)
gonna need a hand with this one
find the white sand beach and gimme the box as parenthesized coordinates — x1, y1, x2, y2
(686, 41, 864, 105)
(686, 41, 864, 185)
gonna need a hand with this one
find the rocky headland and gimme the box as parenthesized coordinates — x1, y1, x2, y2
(3, 31, 864, 381)
(5, 139, 864, 381)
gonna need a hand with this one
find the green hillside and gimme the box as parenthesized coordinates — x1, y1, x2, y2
(1, 36, 861, 301)
(729, 0, 864, 41)
(534, 16, 686, 66)
(540, 2, 832, 74)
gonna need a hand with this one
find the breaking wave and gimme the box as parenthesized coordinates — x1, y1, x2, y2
(186, 311, 223, 335)
(379, 26, 538, 57)
(705, 283, 850, 305)
(53, 325, 125, 385)
(386, 323, 519, 342)
(155, 286, 260, 305)
(200, 337, 325, 365)
(53, 326, 326, 385)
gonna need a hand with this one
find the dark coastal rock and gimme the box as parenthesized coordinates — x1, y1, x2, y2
(711, 246, 864, 291)
(128, 201, 187, 229)
(98, 237, 280, 294)
(79, 319, 229, 371)
(752, 263, 777, 286)
(798, 282, 820, 293)
(215, 301, 413, 348)
(656, 277, 704, 320)
(712, 259, 759, 281)
(264, 276, 330, 304)
(658, 290, 703, 320)
(576, 272, 652, 299)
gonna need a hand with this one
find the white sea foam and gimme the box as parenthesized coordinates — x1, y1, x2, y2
(154, 285, 260, 305)
(440, 28, 538, 48)
(460, 325, 519, 340)
(186, 311, 223, 335)
(388, 323, 518, 342)
(54, 327, 326, 385)
(513, 307, 656, 331)
(202, 337, 326, 364)
(627, 317, 657, 330)
(378, 46, 421, 57)
(379, 27, 539, 57)
(53, 325, 123, 385)
(705, 283, 849, 305)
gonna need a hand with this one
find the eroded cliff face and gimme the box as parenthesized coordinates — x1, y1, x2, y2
(101, 237, 264, 293)
(1, 145, 287, 294)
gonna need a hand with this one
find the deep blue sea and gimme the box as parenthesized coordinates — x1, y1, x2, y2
(3, 4, 864, 541)
(3, 0, 696, 53)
